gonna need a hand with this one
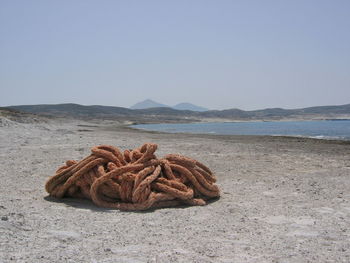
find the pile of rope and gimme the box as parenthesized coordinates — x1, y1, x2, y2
(45, 143, 220, 210)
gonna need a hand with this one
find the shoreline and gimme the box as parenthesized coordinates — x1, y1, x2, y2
(126, 121, 350, 144)
(128, 116, 350, 125)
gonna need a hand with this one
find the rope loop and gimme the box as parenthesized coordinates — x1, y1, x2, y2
(45, 143, 220, 211)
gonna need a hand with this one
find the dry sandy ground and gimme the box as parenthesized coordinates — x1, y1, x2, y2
(0, 117, 350, 263)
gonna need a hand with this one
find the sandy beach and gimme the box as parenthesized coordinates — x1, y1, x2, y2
(1, 117, 349, 263)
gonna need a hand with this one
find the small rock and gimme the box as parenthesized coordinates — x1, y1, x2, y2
(1, 216, 8, 221)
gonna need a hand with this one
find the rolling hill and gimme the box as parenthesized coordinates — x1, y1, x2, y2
(6, 103, 350, 123)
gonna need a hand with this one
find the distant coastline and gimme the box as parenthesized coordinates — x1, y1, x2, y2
(3, 103, 350, 125)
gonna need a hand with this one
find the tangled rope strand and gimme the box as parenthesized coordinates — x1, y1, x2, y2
(45, 143, 220, 211)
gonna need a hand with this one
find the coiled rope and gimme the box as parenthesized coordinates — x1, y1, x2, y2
(45, 143, 220, 210)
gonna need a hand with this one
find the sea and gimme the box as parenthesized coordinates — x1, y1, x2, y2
(131, 120, 350, 140)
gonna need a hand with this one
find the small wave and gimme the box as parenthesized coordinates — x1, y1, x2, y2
(311, 135, 326, 139)
(271, 134, 349, 141)
(308, 135, 348, 140)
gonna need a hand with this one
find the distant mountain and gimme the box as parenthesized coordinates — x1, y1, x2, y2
(130, 99, 168, 109)
(173, 103, 208, 112)
(131, 99, 208, 112)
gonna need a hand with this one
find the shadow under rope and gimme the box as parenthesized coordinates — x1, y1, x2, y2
(43, 195, 221, 214)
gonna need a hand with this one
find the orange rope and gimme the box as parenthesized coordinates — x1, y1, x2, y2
(45, 143, 220, 211)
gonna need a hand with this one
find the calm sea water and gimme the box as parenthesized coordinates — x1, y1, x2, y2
(131, 120, 350, 140)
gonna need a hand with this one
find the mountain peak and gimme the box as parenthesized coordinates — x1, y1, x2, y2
(130, 99, 169, 109)
(130, 99, 209, 111)
(173, 102, 208, 112)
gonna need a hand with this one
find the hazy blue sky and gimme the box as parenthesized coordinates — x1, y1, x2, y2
(1, 0, 349, 110)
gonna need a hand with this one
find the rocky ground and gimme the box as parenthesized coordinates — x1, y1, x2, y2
(0, 116, 349, 263)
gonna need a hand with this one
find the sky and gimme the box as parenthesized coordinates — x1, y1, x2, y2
(1, 0, 349, 110)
